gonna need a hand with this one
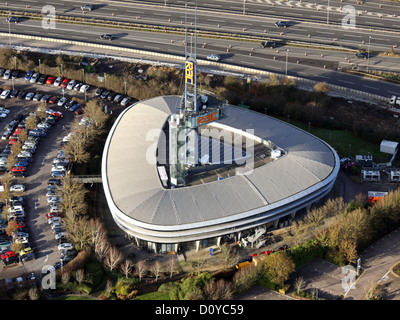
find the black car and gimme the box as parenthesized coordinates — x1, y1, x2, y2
(100, 90, 111, 99)
(100, 34, 113, 41)
(275, 21, 288, 27)
(355, 52, 368, 59)
(107, 92, 116, 101)
(95, 87, 103, 96)
(2, 255, 19, 266)
(17, 91, 26, 99)
(9, 89, 19, 98)
(12, 171, 27, 178)
(11, 70, 19, 79)
(14, 114, 24, 122)
(48, 178, 61, 186)
(261, 41, 276, 48)
(38, 75, 47, 84)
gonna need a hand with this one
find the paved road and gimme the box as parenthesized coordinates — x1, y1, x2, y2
(2, 0, 400, 51)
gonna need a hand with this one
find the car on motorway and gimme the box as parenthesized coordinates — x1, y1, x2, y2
(81, 4, 92, 11)
(24, 70, 33, 81)
(207, 54, 221, 62)
(6, 16, 19, 23)
(30, 72, 39, 83)
(275, 21, 288, 27)
(66, 79, 76, 90)
(46, 76, 56, 84)
(100, 34, 113, 41)
(261, 41, 276, 48)
(10, 184, 25, 192)
(355, 51, 368, 59)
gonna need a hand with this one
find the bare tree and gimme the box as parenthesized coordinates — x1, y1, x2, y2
(151, 260, 162, 282)
(135, 260, 148, 282)
(294, 276, 305, 294)
(95, 238, 110, 262)
(120, 259, 135, 279)
(104, 246, 123, 272)
(166, 256, 178, 279)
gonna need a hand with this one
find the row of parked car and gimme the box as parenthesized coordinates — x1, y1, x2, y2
(0, 185, 37, 267)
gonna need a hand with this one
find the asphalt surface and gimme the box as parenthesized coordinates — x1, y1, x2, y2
(0, 74, 96, 284)
(2, 0, 400, 51)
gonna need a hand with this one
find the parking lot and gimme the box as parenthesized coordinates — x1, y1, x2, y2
(0, 68, 124, 289)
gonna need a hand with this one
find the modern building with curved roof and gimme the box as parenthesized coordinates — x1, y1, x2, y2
(101, 95, 339, 253)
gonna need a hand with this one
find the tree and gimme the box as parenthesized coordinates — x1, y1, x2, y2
(151, 260, 162, 282)
(120, 259, 135, 279)
(104, 246, 123, 272)
(261, 252, 295, 288)
(135, 260, 148, 282)
(75, 268, 85, 285)
(220, 244, 239, 267)
(294, 276, 305, 294)
(166, 256, 178, 279)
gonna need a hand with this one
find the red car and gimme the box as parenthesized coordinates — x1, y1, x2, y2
(48, 96, 58, 104)
(46, 76, 56, 85)
(51, 111, 63, 118)
(46, 212, 64, 219)
(60, 79, 70, 88)
(12, 166, 26, 172)
(1, 251, 15, 260)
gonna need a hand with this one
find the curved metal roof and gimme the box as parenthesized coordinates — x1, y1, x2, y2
(102, 95, 338, 231)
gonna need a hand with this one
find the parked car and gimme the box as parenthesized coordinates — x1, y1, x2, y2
(57, 97, 68, 107)
(58, 243, 73, 250)
(54, 77, 63, 86)
(66, 80, 76, 90)
(29, 73, 39, 83)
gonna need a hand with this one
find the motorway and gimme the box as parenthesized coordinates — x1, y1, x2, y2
(1, 0, 400, 51)
(2, 17, 400, 98)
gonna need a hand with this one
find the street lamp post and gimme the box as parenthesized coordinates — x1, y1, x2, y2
(285, 49, 289, 77)
(367, 36, 371, 73)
